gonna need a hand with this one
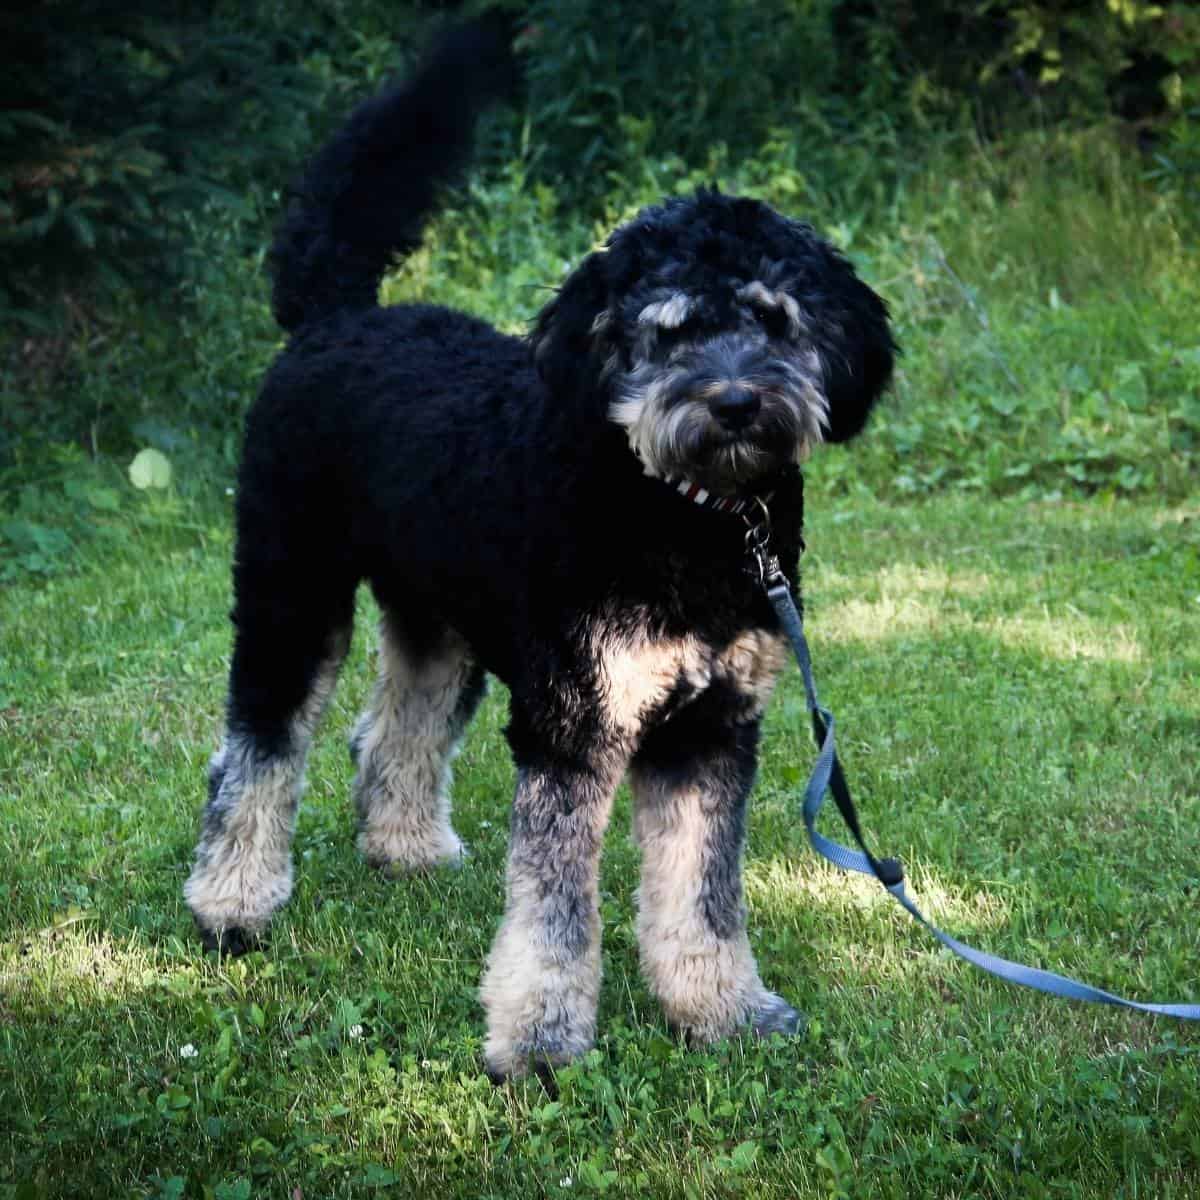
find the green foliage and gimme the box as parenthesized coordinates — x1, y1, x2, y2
(0, 0, 423, 332)
(809, 125, 1200, 502)
(0, 441, 208, 585)
(0, 450, 108, 581)
(2, 2, 278, 329)
(1146, 96, 1200, 211)
(833, 0, 1199, 130)
(520, 0, 839, 200)
(0, 205, 279, 580)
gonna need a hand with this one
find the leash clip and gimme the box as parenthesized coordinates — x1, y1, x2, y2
(743, 496, 786, 590)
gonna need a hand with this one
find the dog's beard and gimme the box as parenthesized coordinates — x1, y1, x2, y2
(610, 354, 829, 495)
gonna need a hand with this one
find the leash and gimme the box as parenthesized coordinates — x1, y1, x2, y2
(741, 500, 1200, 1021)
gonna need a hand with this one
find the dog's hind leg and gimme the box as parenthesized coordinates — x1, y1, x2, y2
(350, 614, 486, 872)
(630, 690, 802, 1045)
(185, 578, 353, 953)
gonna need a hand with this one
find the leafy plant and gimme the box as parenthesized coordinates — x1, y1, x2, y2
(0, 0, 417, 333)
(519, 0, 839, 202)
(832, 0, 1199, 133)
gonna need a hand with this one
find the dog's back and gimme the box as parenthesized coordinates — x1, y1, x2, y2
(268, 16, 515, 333)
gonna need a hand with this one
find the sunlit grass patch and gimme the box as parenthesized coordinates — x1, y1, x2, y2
(818, 590, 1145, 663)
(820, 593, 950, 643)
(1, 920, 174, 1007)
(986, 612, 1143, 663)
(748, 855, 1014, 937)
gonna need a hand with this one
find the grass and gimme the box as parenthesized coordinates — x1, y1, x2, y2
(2, 489, 1198, 1199)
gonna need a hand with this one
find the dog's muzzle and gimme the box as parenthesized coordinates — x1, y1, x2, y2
(610, 335, 829, 495)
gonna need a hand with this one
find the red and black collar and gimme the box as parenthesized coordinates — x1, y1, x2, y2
(661, 475, 776, 518)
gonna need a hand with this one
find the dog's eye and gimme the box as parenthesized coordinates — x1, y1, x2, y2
(749, 300, 790, 338)
(652, 314, 703, 348)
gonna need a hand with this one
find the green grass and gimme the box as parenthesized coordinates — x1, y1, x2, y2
(2, 491, 1198, 1199)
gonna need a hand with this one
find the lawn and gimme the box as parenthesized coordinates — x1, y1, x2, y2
(2, 489, 1197, 1199)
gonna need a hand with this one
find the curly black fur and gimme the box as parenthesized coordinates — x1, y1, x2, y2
(269, 14, 517, 331)
(184, 19, 896, 1080)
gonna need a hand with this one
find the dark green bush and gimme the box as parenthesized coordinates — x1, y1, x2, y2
(831, 0, 1198, 134)
(519, 0, 839, 197)
(0, 0, 436, 334)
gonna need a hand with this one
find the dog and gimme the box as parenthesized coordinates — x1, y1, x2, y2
(183, 19, 895, 1080)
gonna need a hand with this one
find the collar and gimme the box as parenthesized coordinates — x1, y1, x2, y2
(661, 475, 775, 518)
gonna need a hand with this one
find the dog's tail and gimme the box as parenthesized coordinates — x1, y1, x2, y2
(268, 16, 516, 333)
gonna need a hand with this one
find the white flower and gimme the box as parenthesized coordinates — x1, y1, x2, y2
(348, 1024, 364, 1040)
(560, 1177, 572, 1189)
(179, 1043, 199, 1060)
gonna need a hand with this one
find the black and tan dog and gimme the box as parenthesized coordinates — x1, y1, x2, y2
(184, 21, 895, 1080)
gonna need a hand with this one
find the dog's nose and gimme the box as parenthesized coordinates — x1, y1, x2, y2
(711, 385, 761, 430)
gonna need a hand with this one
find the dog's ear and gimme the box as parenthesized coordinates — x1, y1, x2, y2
(763, 211, 896, 444)
(529, 253, 613, 396)
(817, 274, 896, 443)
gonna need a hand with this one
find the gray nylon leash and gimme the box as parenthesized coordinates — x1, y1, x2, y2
(762, 573, 1200, 1020)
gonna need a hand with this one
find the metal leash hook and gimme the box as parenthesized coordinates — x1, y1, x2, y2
(742, 496, 786, 589)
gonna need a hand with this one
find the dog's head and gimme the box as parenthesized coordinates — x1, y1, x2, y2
(531, 189, 895, 495)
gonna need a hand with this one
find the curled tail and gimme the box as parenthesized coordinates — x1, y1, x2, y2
(268, 16, 516, 332)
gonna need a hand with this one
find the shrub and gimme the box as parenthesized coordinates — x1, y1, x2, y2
(0, 0, 429, 334)
(831, 0, 1199, 135)
(519, 0, 839, 201)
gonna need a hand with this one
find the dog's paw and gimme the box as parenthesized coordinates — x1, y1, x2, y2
(666, 987, 805, 1047)
(482, 1022, 594, 1083)
(484, 1051, 564, 1092)
(480, 958, 600, 1081)
(358, 825, 466, 875)
(749, 991, 805, 1039)
(183, 855, 292, 951)
(195, 920, 264, 958)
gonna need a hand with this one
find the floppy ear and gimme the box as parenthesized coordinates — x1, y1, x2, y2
(814, 272, 896, 444)
(528, 253, 613, 396)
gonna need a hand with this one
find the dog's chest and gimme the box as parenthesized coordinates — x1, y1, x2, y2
(593, 624, 786, 737)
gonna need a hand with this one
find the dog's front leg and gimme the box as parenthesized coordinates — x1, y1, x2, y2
(481, 760, 619, 1080)
(631, 703, 801, 1044)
